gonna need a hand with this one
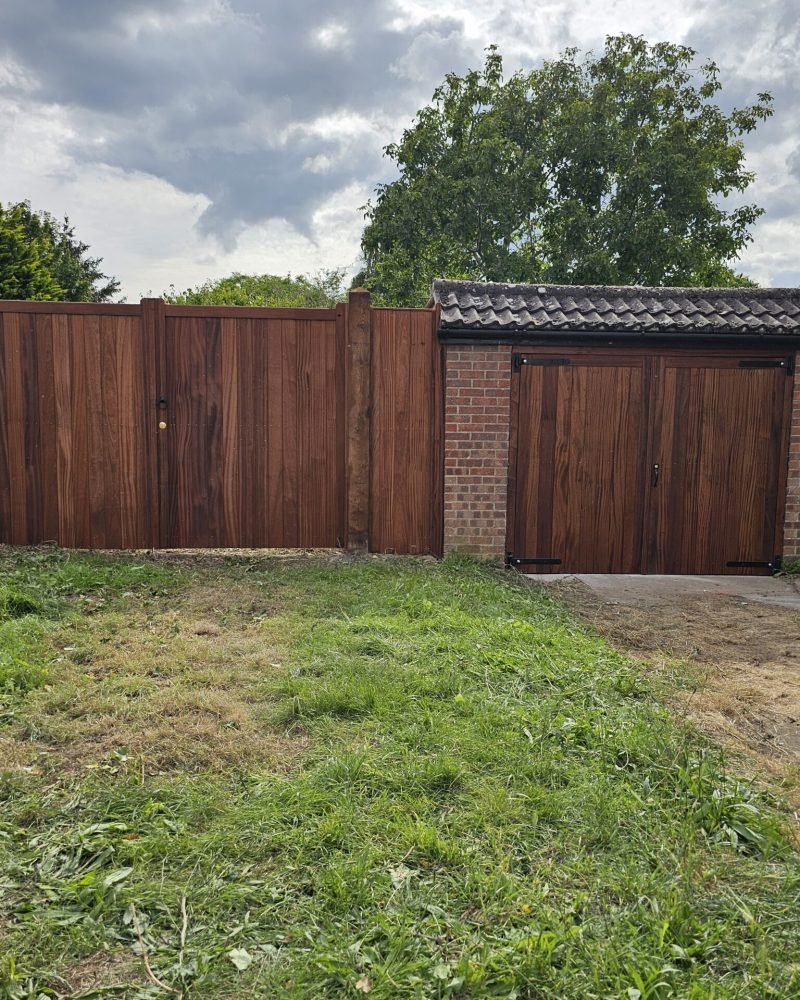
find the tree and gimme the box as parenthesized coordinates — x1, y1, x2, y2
(0, 204, 62, 300)
(0, 201, 120, 302)
(163, 269, 347, 308)
(360, 36, 773, 305)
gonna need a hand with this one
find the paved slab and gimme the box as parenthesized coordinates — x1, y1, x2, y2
(524, 574, 800, 610)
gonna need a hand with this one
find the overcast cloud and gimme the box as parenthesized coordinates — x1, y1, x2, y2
(0, 0, 797, 297)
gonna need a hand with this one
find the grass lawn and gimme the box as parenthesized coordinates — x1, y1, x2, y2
(0, 550, 798, 999)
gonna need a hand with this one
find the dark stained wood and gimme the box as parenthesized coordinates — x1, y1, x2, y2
(510, 347, 793, 575)
(0, 302, 791, 566)
(265, 319, 284, 545)
(0, 301, 140, 315)
(0, 298, 438, 555)
(160, 312, 347, 548)
(280, 319, 300, 546)
(0, 314, 11, 541)
(165, 305, 338, 320)
(346, 290, 372, 550)
(8, 314, 32, 543)
(0, 306, 156, 547)
(648, 354, 792, 574)
(335, 306, 348, 547)
(140, 298, 165, 550)
(369, 307, 443, 555)
(510, 353, 648, 573)
(51, 313, 74, 546)
(220, 318, 242, 545)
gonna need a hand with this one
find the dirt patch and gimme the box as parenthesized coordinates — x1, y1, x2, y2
(12, 579, 308, 777)
(0, 732, 38, 771)
(60, 949, 145, 995)
(547, 577, 800, 799)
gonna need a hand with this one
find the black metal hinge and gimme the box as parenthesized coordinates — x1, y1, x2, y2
(512, 354, 571, 372)
(726, 556, 782, 571)
(506, 553, 562, 568)
(738, 357, 795, 375)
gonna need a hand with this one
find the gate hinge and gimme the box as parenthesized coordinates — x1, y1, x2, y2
(726, 556, 782, 571)
(506, 553, 562, 568)
(738, 357, 795, 374)
(513, 354, 571, 372)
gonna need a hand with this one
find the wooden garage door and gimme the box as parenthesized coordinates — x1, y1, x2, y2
(647, 355, 793, 574)
(508, 353, 649, 573)
(508, 350, 793, 574)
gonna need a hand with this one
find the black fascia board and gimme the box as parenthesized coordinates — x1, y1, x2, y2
(437, 325, 800, 349)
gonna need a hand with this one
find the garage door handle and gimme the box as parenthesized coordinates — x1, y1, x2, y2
(651, 463, 660, 487)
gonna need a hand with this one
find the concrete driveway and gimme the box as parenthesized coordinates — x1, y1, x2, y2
(526, 572, 800, 796)
(525, 573, 800, 610)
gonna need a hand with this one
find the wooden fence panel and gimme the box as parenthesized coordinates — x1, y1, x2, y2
(370, 308, 443, 555)
(1, 297, 442, 554)
(0, 306, 156, 548)
(159, 309, 346, 548)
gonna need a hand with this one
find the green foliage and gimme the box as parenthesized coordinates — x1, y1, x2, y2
(361, 35, 773, 304)
(0, 553, 797, 998)
(163, 269, 348, 308)
(0, 204, 62, 300)
(0, 201, 120, 302)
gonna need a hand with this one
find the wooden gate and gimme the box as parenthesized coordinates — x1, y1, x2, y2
(158, 307, 346, 548)
(0, 297, 443, 554)
(508, 348, 794, 574)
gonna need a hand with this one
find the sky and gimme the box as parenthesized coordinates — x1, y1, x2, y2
(0, 0, 797, 299)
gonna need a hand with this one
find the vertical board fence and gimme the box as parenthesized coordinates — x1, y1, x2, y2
(0, 294, 443, 555)
(371, 308, 443, 555)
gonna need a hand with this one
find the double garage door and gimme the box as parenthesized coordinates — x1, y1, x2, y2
(508, 349, 794, 574)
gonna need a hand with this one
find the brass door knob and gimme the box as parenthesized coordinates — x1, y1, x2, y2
(158, 421, 167, 430)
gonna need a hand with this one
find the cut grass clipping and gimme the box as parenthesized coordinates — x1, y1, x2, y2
(0, 549, 798, 999)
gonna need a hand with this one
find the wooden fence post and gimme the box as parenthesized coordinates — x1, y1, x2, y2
(140, 297, 166, 549)
(346, 289, 371, 550)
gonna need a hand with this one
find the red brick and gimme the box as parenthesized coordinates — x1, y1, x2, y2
(443, 343, 512, 557)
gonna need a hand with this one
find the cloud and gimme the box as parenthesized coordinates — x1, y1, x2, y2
(0, 0, 470, 239)
(0, 0, 796, 293)
(685, 0, 800, 285)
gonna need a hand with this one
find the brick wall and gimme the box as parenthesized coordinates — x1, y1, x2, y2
(785, 358, 800, 561)
(443, 345, 512, 558)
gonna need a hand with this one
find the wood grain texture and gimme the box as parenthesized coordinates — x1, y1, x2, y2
(0, 301, 140, 315)
(0, 308, 155, 547)
(510, 348, 792, 575)
(511, 354, 648, 573)
(1, 305, 791, 566)
(160, 313, 346, 548)
(164, 305, 338, 320)
(370, 308, 443, 556)
(346, 291, 371, 549)
(648, 355, 791, 574)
